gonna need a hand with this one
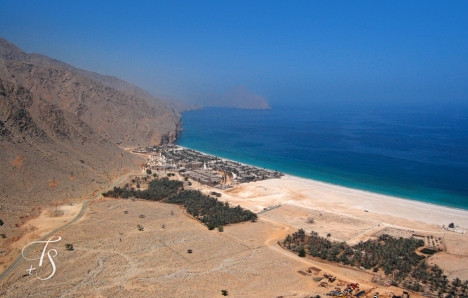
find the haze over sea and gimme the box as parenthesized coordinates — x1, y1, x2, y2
(178, 103, 468, 210)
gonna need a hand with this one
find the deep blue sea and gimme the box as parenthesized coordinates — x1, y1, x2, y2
(177, 104, 468, 210)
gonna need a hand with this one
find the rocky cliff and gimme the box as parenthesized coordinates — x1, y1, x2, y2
(0, 37, 181, 264)
(0, 38, 181, 147)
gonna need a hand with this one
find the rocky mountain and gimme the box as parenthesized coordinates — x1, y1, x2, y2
(197, 85, 271, 109)
(0, 37, 181, 262)
(26, 52, 192, 113)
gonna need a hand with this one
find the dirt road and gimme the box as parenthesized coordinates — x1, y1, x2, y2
(0, 171, 138, 281)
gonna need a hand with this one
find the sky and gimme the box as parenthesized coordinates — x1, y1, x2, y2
(1, 1, 467, 107)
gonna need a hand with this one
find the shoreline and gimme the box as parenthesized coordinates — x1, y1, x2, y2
(279, 174, 468, 228)
(286, 173, 468, 217)
(175, 144, 468, 228)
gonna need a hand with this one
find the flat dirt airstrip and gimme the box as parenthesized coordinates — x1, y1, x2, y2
(1, 173, 468, 297)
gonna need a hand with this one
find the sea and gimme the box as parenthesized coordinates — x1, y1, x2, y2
(176, 103, 468, 210)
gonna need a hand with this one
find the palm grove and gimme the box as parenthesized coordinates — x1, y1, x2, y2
(283, 229, 468, 297)
(102, 177, 257, 229)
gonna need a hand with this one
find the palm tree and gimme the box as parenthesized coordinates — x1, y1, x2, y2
(453, 278, 462, 288)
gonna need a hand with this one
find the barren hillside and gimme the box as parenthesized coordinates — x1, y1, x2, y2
(0, 37, 181, 263)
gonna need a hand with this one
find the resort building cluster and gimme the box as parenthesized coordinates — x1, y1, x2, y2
(135, 145, 283, 187)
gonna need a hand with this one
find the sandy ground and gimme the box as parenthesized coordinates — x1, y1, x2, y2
(428, 253, 468, 280)
(196, 174, 468, 280)
(0, 203, 83, 273)
(0, 197, 419, 298)
(0, 199, 342, 297)
(1, 173, 467, 297)
(220, 175, 468, 229)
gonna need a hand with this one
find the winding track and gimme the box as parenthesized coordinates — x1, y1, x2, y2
(0, 172, 138, 282)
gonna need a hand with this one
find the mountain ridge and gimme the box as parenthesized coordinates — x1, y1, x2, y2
(0, 37, 181, 265)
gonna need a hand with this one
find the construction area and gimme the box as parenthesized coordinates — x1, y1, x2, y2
(296, 268, 412, 298)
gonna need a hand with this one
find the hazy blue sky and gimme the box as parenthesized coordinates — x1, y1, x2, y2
(1, 1, 467, 107)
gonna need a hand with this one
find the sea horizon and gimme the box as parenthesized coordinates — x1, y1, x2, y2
(177, 104, 468, 211)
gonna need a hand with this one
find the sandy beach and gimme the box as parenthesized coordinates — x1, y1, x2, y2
(222, 174, 468, 229)
(178, 145, 468, 229)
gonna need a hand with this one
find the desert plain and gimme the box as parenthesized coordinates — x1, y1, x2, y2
(0, 171, 467, 297)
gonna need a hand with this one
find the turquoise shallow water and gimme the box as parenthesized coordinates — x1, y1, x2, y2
(177, 105, 468, 210)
